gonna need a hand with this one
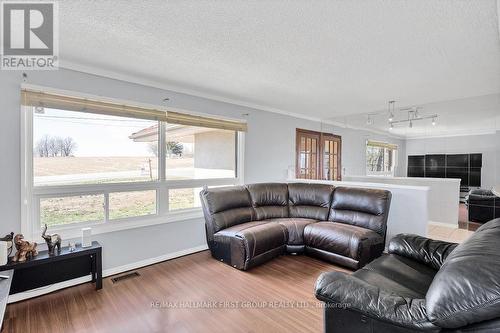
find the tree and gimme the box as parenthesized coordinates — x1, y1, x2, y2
(166, 141, 183, 156)
(35, 135, 77, 157)
(61, 137, 77, 156)
(48, 137, 59, 157)
(35, 135, 51, 157)
(55, 137, 64, 156)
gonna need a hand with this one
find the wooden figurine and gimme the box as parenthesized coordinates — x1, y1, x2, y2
(42, 224, 62, 255)
(13, 234, 38, 262)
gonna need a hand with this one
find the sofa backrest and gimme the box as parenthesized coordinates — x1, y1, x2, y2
(199, 186, 255, 247)
(328, 187, 392, 235)
(246, 183, 289, 220)
(426, 218, 500, 329)
(288, 183, 335, 220)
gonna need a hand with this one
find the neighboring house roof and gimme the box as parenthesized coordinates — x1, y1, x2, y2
(129, 124, 215, 142)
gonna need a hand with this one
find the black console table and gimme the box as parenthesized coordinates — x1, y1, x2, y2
(0, 241, 102, 295)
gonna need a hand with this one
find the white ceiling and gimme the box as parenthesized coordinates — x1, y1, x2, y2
(334, 94, 500, 139)
(59, 1, 500, 136)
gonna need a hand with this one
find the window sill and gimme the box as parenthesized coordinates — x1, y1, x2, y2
(33, 209, 205, 241)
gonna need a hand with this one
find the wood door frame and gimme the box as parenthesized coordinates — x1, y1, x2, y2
(295, 128, 342, 180)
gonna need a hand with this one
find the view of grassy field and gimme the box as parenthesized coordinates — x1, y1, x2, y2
(40, 195, 105, 227)
(36, 157, 221, 226)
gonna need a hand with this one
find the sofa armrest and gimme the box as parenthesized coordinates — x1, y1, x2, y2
(388, 234, 458, 270)
(315, 271, 438, 331)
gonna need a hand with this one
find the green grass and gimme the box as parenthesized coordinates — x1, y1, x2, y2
(40, 188, 198, 227)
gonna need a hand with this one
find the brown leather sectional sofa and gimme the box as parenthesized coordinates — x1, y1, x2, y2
(200, 183, 392, 270)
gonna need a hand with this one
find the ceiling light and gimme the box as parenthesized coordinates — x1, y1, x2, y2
(409, 120, 413, 128)
(432, 117, 436, 126)
(389, 123, 393, 130)
(388, 101, 395, 122)
(366, 115, 373, 125)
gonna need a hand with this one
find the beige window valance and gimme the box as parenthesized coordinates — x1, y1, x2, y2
(21, 89, 247, 132)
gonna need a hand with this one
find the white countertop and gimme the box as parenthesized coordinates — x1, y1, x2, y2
(288, 178, 430, 191)
(347, 175, 461, 184)
(493, 186, 500, 197)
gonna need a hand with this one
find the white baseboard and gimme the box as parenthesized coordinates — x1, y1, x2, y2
(7, 244, 209, 303)
(429, 221, 459, 228)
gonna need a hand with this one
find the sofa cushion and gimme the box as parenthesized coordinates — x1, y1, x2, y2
(214, 221, 287, 270)
(426, 218, 500, 328)
(200, 186, 254, 233)
(288, 183, 334, 220)
(201, 185, 252, 214)
(355, 254, 438, 298)
(247, 183, 289, 220)
(328, 187, 391, 235)
(266, 218, 318, 245)
(304, 222, 383, 261)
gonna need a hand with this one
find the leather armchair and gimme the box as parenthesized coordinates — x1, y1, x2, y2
(467, 189, 500, 223)
(315, 218, 500, 332)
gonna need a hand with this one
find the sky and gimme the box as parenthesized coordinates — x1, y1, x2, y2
(33, 108, 156, 157)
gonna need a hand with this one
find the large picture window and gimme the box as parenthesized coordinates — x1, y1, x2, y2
(21, 87, 245, 238)
(366, 140, 398, 176)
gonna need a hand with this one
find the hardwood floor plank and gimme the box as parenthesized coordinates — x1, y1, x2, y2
(4, 251, 348, 333)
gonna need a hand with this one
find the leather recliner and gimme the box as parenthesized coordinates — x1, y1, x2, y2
(466, 189, 500, 223)
(200, 183, 392, 270)
(315, 217, 500, 332)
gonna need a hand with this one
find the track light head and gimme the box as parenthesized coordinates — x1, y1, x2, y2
(366, 115, 373, 125)
(409, 120, 413, 128)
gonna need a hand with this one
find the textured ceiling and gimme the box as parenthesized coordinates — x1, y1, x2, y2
(59, 1, 500, 131)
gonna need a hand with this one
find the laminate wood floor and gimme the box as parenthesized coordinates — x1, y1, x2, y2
(3, 251, 349, 333)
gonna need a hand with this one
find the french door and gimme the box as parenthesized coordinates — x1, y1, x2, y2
(296, 129, 341, 180)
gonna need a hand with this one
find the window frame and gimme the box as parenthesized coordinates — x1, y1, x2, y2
(365, 140, 398, 177)
(21, 84, 245, 240)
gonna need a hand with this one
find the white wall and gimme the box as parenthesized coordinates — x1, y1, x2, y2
(406, 132, 500, 190)
(0, 68, 405, 273)
(194, 131, 236, 170)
